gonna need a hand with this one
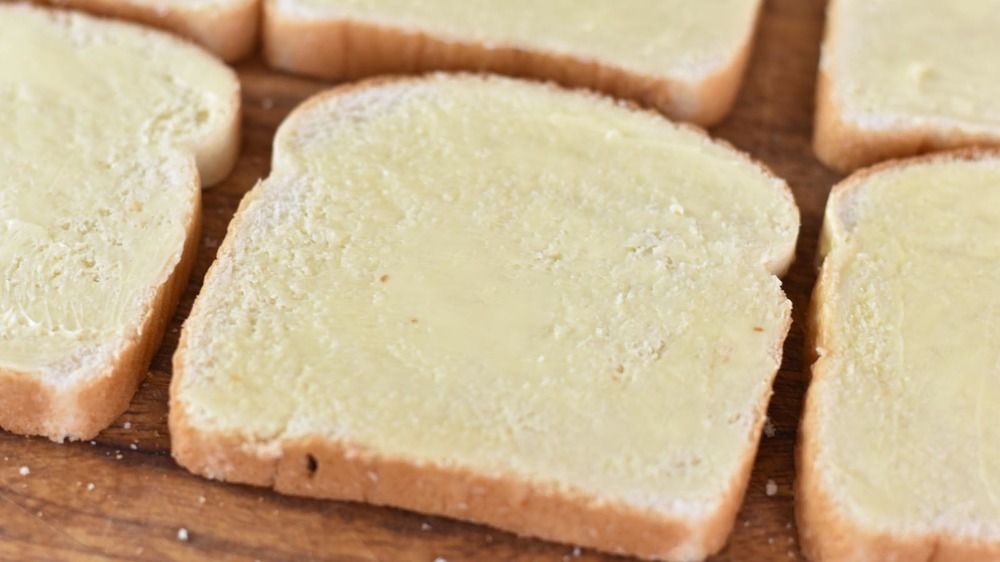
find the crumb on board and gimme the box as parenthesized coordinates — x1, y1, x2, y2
(433, 558, 446, 562)
(420, 522, 432, 531)
(19, 466, 29, 476)
(123, 421, 132, 430)
(177, 528, 189, 542)
(572, 546, 582, 557)
(87, 483, 95, 491)
(766, 479, 778, 496)
(764, 417, 776, 438)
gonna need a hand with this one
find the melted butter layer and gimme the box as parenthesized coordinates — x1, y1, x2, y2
(178, 76, 797, 512)
(815, 158, 1000, 533)
(278, 0, 760, 80)
(828, 0, 1000, 131)
(0, 6, 233, 382)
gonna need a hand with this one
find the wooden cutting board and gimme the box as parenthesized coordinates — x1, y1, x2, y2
(0, 0, 843, 560)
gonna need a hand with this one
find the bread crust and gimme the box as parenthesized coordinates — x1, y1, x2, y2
(261, 0, 762, 126)
(0, 166, 201, 442)
(171, 317, 789, 562)
(812, 0, 1000, 173)
(797, 149, 1000, 562)
(38, 0, 260, 61)
(170, 75, 797, 560)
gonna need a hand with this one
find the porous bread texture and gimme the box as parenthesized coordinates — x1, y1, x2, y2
(815, 0, 1000, 172)
(262, 0, 764, 126)
(36, 0, 259, 61)
(170, 74, 799, 561)
(0, 4, 240, 441)
(799, 150, 1000, 562)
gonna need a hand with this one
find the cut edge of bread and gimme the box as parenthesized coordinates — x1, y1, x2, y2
(812, 0, 1000, 173)
(797, 148, 1000, 562)
(0, 164, 202, 442)
(169, 75, 798, 560)
(41, 0, 260, 61)
(261, 0, 762, 126)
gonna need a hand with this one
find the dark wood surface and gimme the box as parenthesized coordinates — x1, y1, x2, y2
(0, 0, 844, 560)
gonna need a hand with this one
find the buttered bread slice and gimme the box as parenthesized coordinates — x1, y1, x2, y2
(815, 0, 1000, 171)
(799, 151, 1000, 561)
(263, 0, 764, 125)
(0, 5, 239, 441)
(36, 0, 259, 60)
(170, 75, 798, 561)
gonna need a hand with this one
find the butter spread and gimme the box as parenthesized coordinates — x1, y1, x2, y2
(828, 0, 1000, 132)
(0, 6, 234, 384)
(814, 157, 1000, 535)
(177, 76, 798, 514)
(277, 0, 761, 81)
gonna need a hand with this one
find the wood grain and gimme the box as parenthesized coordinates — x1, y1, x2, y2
(0, 0, 843, 560)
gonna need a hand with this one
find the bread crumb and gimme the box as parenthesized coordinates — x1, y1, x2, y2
(123, 421, 132, 430)
(572, 546, 582, 557)
(766, 479, 778, 496)
(261, 98, 274, 109)
(433, 558, 446, 562)
(129, 444, 138, 451)
(19, 466, 29, 476)
(87, 483, 95, 491)
(764, 417, 776, 438)
(768, 537, 774, 545)
(198, 496, 207, 504)
(420, 522, 432, 531)
(115, 453, 124, 460)
(177, 528, 189, 542)
(743, 519, 751, 527)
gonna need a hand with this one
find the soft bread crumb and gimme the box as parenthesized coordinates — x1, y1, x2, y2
(19, 466, 29, 476)
(765, 479, 778, 496)
(177, 528, 189, 542)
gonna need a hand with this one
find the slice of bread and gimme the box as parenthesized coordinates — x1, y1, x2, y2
(39, 0, 259, 61)
(799, 150, 1000, 561)
(815, 0, 1000, 172)
(262, 0, 764, 126)
(172, 74, 799, 560)
(0, 5, 240, 441)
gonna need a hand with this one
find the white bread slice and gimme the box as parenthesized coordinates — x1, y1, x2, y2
(799, 150, 1000, 561)
(37, 0, 259, 61)
(0, 4, 240, 441)
(815, 0, 1000, 172)
(262, 0, 764, 126)
(170, 74, 799, 561)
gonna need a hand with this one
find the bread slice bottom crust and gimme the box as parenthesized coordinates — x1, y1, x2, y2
(262, 6, 755, 126)
(813, 70, 1000, 173)
(170, 383, 777, 561)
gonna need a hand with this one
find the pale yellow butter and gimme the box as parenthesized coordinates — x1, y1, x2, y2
(176, 76, 798, 518)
